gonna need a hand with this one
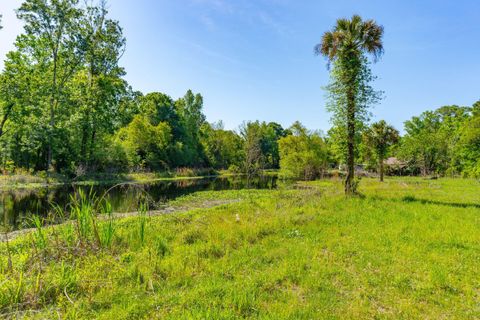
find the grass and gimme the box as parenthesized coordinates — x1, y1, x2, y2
(0, 177, 479, 319)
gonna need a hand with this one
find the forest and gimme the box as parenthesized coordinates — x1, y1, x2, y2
(0, 1, 478, 183)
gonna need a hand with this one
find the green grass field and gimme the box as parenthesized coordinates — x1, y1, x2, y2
(1, 178, 479, 319)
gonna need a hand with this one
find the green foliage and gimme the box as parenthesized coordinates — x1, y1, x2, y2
(201, 121, 244, 169)
(398, 105, 473, 176)
(279, 122, 327, 180)
(363, 120, 399, 180)
(455, 109, 480, 177)
(317, 15, 384, 194)
(114, 115, 172, 170)
(241, 121, 288, 176)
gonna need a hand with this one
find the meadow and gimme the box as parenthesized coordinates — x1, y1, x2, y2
(0, 177, 479, 319)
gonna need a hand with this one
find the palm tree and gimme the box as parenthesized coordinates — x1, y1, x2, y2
(364, 120, 399, 182)
(316, 15, 384, 194)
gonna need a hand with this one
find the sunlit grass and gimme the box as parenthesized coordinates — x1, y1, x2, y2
(0, 178, 479, 319)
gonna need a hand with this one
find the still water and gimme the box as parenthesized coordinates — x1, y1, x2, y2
(0, 175, 277, 230)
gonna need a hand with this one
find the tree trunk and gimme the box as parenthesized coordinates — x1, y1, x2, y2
(379, 157, 384, 182)
(80, 123, 89, 166)
(0, 103, 14, 138)
(89, 128, 96, 165)
(345, 91, 356, 195)
(47, 50, 58, 178)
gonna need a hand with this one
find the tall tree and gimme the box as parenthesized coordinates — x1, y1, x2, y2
(175, 90, 207, 166)
(73, 0, 126, 168)
(17, 0, 84, 173)
(456, 107, 480, 177)
(241, 121, 264, 177)
(201, 121, 244, 169)
(316, 15, 384, 194)
(363, 120, 399, 181)
(399, 111, 444, 176)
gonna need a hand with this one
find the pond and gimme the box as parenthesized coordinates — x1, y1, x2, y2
(0, 175, 278, 231)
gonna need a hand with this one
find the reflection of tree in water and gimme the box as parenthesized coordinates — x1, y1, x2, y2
(0, 187, 58, 229)
(1, 176, 279, 230)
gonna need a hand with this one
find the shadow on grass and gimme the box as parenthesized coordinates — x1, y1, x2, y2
(400, 195, 480, 209)
(367, 194, 480, 209)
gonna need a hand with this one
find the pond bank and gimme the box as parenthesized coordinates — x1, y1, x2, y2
(0, 175, 278, 231)
(1, 198, 239, 243)
(0, 171, 239, 191)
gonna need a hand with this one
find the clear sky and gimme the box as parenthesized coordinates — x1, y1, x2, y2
(1, 0, 479, 133)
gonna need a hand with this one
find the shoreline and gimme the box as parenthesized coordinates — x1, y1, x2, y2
(0, 171, 246, 191)
(1, 198, 240, 243)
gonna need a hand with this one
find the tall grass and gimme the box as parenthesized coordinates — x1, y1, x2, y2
(138, 202, 148, 246)
(69, 189, 100, 245)
(31, 215, 46, 250)
(100, 201, 115, 248)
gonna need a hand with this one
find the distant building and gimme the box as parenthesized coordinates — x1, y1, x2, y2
(384, 157, 406, 167)
(384, 157, 408, 175)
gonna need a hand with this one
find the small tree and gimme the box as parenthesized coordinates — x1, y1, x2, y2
(241, 121, 264, 177)
(316, 15, 384, 194)
(279, 122, 327, 180)
(363, 120, 399, 181)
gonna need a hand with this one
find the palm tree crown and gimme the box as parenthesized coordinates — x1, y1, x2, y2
(315, 14, 384, 62)
(366, 120, 399, 154)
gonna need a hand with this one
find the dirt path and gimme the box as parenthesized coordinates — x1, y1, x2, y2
(1, 199, 239, 243)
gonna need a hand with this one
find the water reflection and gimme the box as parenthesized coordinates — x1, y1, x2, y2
(0, 175, 277, 230)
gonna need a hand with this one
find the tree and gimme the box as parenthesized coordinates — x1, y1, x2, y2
(279, 122, 327, 180)
(241, 121, 264, 177)
(201, 121, 244, 169)
(316, 15, 384, 194)
(262, 122, 288, 169)
(174, 90, 207, 166)
(399, 106, 470, 177)
(17, 0, 84, 173)
(399, 111, 444, 176)
(73, 0, 127, 168)
(456, 115, 480, 177)
(363, 120, 399, 181)
(473, 100, 480, 117)
(114, 115, 171, 170)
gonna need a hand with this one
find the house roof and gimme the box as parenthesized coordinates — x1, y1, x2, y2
(384, 157, 406, 166)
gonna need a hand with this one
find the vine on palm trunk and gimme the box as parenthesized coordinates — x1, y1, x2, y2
(316, 15, 384, 194)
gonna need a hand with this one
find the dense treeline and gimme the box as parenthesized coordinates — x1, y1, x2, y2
(0, 3, 479, 179)
(397, 103, 480, 177)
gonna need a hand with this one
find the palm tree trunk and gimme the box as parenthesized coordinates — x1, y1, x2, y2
(345, 92, 355, 194)
(379, 157, 384, 182)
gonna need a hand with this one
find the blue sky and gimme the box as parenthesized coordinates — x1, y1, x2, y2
(1, 0, 480, 133)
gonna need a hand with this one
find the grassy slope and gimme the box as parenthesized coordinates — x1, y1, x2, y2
(1, 178, 479, 319)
